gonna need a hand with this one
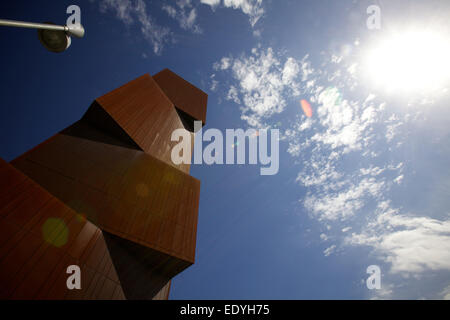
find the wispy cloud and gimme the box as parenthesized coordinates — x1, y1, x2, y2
(440, 285, 450, 300)
(324, 244, 336, 257)
(348, 204, 450, 275)
(200, 0, 221, 9)
(95, 0, 265, 55)
(163, 0, 202, 34)
(99, 0, 134, 23)
(97, 0, 171, 55)
(304, 178, 385, 221)
(213, 46, 306, 127)
(202, 0, 265, 27)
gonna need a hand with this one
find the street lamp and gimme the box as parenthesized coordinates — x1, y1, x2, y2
(0, 19, 85, 53)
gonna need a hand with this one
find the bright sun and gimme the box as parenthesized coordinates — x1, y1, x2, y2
(364, 28, 450, 94)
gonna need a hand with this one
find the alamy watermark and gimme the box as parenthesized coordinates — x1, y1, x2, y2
(171, 121, 280, 176)
(367, 4, 381, 30)
(366, 265, 381, 290)
(66, 5, 82, 27)
(66, 265, 81, 290)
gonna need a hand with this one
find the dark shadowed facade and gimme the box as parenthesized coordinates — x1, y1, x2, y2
(0, 69, 207, 299)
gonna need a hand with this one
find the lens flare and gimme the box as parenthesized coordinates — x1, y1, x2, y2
(42, 218, 69, 248)
(364, 28, 450, 94)
(300, 99, 313, 118)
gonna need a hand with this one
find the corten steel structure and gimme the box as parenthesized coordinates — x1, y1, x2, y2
(0, 69, 207, 300)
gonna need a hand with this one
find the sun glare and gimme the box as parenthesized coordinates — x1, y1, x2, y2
(364, 28, 450, 94)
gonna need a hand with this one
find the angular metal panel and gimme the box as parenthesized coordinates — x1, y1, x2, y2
(93, 74, 194, 172)
(0, 158, 125, 300)
(11, 133, 200, 265)
(153, 69, 208, 125)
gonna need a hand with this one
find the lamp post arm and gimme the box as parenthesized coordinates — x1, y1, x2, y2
(0, 19, 68, 32)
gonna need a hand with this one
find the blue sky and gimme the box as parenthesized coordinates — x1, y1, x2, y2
(1, 0, 450, 299)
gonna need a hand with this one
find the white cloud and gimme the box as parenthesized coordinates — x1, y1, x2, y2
(286, 143, 301, 157)
(181, 8, 200, 32)
(282, 57, 301, 95)
(324, 245, 336, 257)
(97, 0, 265, 55)
(296, 161, 342, 188)
(253, 29, 262, 38)
(370, 284, 395, 300)
(304, 178, 385, 221)
(227, 86, 241, 104)
(348, 208, 450, 275)
(163, 0, 202, 34)
(162, 5, 177, 18)
(300, 54, 314, 81)
(360, 166, 385, 177)
(214, 57, 232, 71)
(223, 0, 264, 27)
(201, 0, 221, 8)
(440, 285, 450, 300)
(99, 0, 134, 23)
(210, 80, 218, 91)
(214, 47, 303, 127)
(320, 233, 328, 241)
(210, 74, 219, 91)
(306, 87, 381, 154)
(201, 0, 264, 27)
(98, 0, 171, 55)
(393, 175, 404, 184)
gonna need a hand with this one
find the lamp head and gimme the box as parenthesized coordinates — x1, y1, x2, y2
(37, 22, 71, 53)
(37, 29, 71, 53)
(37, 22, 85, 53)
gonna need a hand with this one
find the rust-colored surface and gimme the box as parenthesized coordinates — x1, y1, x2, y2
(153, 69, 208, 125)
(12, 133, 200, 265)
(94, 74, 194, 173)
(0, 158, 125, 300)
(3, 70, 207, 299)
